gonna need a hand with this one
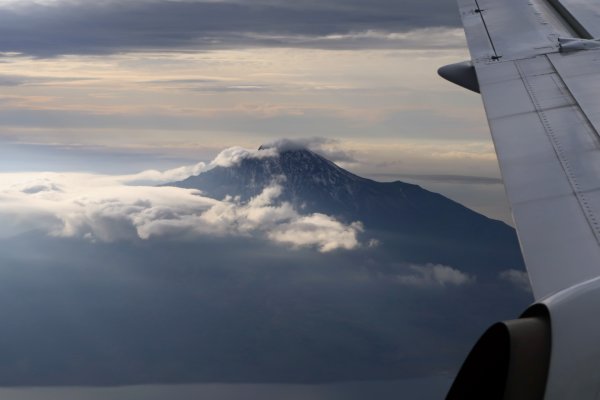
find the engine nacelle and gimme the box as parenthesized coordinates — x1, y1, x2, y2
(541, 276, 600, 399)
(446, 305, 551, 400)
(448, 276, 600, 399)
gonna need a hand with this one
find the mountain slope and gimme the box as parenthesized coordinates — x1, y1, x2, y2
(172, 147, 525, 277)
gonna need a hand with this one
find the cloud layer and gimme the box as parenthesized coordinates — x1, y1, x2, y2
(499, 269, 531, 292)
(397, 264, 475, 287)
(0, 0, 462, 56)
(0, 148, 363, 252)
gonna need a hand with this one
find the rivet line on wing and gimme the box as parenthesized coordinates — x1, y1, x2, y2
(515, 56, 600, 242)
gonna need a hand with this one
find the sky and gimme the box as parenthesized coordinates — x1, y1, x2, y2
(0, 0, 512, 223)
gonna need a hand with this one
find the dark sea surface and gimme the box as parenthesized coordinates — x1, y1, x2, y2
(0, 378, 453, 400)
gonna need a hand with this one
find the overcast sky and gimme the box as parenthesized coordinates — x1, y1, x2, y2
(0, 0, 510, 222)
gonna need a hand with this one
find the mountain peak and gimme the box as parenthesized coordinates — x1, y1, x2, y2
(173, 144, 368, 214)
(258, 139, 326, 153)
(258, 139, 310, 153)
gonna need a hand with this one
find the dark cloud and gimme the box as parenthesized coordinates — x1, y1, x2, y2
(0, 74, 93, 86)
(0, 232, 529, 386)
(0, 75, 36, 86)
(0, 0, 461, 56)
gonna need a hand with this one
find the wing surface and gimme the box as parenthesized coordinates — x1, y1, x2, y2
(456, 0, 600, 299)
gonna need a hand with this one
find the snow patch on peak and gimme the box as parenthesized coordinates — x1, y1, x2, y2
(211, 146, 278, 168)
(259, 138, 312, 152)
(260, 137, 357, 164)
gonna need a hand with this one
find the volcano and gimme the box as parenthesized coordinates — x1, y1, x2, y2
(171, 146, 524, 277)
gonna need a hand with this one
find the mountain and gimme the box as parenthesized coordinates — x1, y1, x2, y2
(172, 146, 525, 278)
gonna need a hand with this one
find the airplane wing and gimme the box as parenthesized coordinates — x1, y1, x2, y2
(440, 0, 600, 398)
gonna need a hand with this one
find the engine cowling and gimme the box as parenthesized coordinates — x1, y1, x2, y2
(446, 305, 551, 400)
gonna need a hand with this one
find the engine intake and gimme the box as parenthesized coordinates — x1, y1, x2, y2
(446, 306, 551, 400)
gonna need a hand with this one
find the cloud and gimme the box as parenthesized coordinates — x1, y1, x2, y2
(499, 269, 531, 292)
(207, 140, 356, 168)
(268, 214, 363, 252)
(242, 28, 466, 50)
(0, 0, 461, 56)
(261, 137, 357, 163)
(0, 74, 93, 87)
(117, 162, 208, 185)
(0, 156, 363, 252)
(396, 264, 474, 287)
(260, 138, 328, 152)
(209, 146, 278, 168)
(17, 178, 63, 194)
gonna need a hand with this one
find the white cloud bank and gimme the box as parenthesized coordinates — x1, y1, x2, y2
(209, 146, 277, 168)
(207, 138, 353, 169)
(397, 264, 474, 287)
(0, 147, 363, 252)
